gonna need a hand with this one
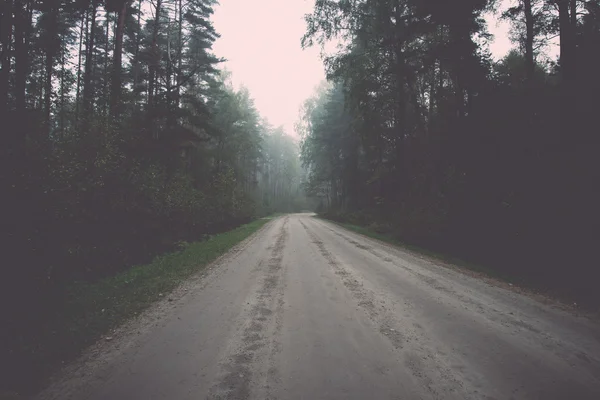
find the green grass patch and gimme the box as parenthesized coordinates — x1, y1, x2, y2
(10, 217, 271, 397)
(65, 218, 271, 341)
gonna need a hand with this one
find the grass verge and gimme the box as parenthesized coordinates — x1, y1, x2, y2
(5, 217, 273, 398)
(65, 217, 272, 346)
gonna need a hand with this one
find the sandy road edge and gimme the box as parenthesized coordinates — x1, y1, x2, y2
(35, 218, 278, 400)
(315, 216, 599, 320)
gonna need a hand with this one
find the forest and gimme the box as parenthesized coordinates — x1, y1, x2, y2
(299, 0, 599, 305)
(1, 0, 599, 396)
(0, 0, 309, 377)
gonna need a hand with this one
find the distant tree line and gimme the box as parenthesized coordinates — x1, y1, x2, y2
(300, 0, 600, 305)
(0, 0, 306, 340)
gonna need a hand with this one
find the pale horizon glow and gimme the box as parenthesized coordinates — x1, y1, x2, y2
(212, 0, 324, 138)
(212, 1, 526, 139)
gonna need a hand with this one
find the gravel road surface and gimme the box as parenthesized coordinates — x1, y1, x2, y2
(38, 214, 600, 400)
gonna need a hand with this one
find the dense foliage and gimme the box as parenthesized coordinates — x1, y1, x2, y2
(0, 0, 306, 367)
(300, 0, 600, 305)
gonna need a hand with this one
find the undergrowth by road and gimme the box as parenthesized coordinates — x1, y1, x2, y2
(2, 217, 273, 398)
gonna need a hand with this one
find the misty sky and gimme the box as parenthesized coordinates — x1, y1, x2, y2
(212, 0, 514, 137)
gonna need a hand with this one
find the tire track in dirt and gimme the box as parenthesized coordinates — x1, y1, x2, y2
(299, 219, 472, 400)
(315, 219, 600, 376)
(208, 217, 289, 400)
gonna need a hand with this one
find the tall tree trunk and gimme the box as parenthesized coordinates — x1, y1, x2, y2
(558, 0, 576, 139)
(438, 26, 444, 92)
(428, 62, 437, 121)
(147, 0, 161, 111)
(393, 0, 406, 187)
(0, 0, 12, 114)
(59, 50, 66, 137)
(451, 30, 467, 120)
(13, 0, 29, 113)
(166, 19, 174, 130)
(110, 0, 127, 119)
(523, 0, 535, 81)
(102, 10, 110, 116)
(176, 0, 183, 108)
(75, 11, 86, 123)
(43, 4, 58, 137)
(132, 0, 141, 107)
(559, 0, 576, 84)
(83, 0, 98, 120)
(44, 48, 53, 135)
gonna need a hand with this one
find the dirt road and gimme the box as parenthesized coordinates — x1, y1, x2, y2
(38, 214, 600, 399)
